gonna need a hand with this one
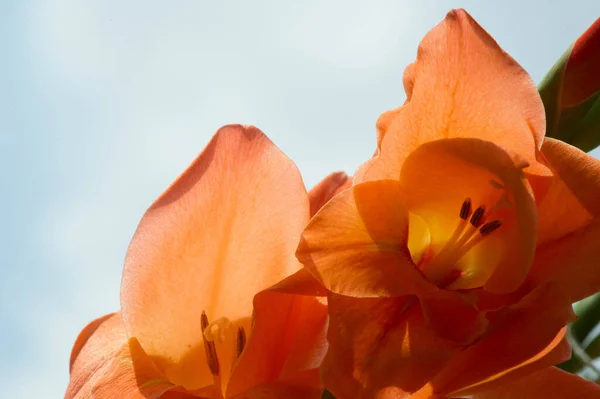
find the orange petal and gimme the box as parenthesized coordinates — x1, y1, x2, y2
(418, 290, 488, 345)
(536, 138, 599, 245)
(398, 138, 537, 293)
(297, 180, 435, 298)
(269, 268, 329, 297)
(453, 333, 571, 398)
(308, 171, 351, 216)
(66, 313, 181, 399)
(67, 313, 126, 398)
(90, 338, 189, 399)
(230, 379, 322, 399)
(375, 106, 405, 146)
(470, 367, 600, 399)
(69, 313, 116, 374)
(415, 284, 575, 397)
(532, 221, 600, 303)
(227, 285, 328, 396)
(121, 125, 310, 389)
(357, 9, 547, 184)
(531, 139, 600, 302)
(321, 293, 460, 399)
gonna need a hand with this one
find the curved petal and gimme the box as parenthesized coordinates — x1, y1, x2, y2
(297, 180, 435, 298)
(90, 338, 184, 399)
(398, 139, 538, 293)
(532, 221, 600, 303)
(414, 284, 575, 397)
(531, 139, 600, 302)
(67, 313, 126, 398)
(358, 9, 547, 184)
(121, 125, 310, 389)
(66, 313, 178, 399)
(321, 293, 460, 399)
(453, 334, 571, 398)
(308, 171, 351, 216)
(536, 138, 598, 245)
(418, 290, 488, 345)
(230, 380, 322, 399)
(227, 283, 328, 396)
(353, 106, 408, 185)
(471, 367, 600, 399)
(69, 313, 115, 373)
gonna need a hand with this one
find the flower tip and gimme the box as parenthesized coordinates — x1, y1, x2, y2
(446, 8, 469, 20)
(216, 123, 264, 139)
(330, 171, 349, 185)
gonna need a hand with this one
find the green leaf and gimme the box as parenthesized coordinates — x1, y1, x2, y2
(558, 293, 600, 373)
(538, 46, 572, 139)
(573, 293, 600, 343)
(566, 92, 600, 152)
(321, 389, 336, 399)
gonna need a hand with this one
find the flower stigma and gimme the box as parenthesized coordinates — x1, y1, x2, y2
(410, 193, 508, 290)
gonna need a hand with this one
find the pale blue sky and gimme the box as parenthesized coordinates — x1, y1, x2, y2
(1, 1, 599, 398)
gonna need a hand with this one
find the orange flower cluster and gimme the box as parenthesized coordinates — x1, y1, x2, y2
(66, 9, 600, 399)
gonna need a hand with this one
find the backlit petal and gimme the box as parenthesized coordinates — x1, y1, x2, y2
(358, 9, 547, 184)
(121, 125, 310, 389)
(308, 171, 351, 216)
(297, 180, 435, 298)
(536, 138, 598, 245)
(230, 379, 322, 399)
(471, 367, 600, 399)
(531, 139, 600, 302)
(321, 293, 460, 399)
(227, 287, 328, 396)
(66, 313, 126, 399)
(398, 138, 537, 293)
(415, 284, 574, 397)
(66, 313, 178, 399)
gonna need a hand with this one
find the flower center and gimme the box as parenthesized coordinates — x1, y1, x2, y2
(421, 197, 504, 287)
(409, 180, 514, 291)
(201, 311, 247, 397)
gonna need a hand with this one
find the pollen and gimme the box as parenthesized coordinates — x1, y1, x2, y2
(236, 327, 247, 359)
(459, 197, 472, 220)
(204, 317, 233, 343)
(479, 220, 502, 236)
(469, 205, 486, 227)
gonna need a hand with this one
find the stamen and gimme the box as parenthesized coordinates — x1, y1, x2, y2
(469, 206, 486, 227)
(459, 197, 472, 220)
(204, 317, 232, 343)
(201, 311, 220, 376)
(479, 220, 502, 236)
(236, 327, 247, 359)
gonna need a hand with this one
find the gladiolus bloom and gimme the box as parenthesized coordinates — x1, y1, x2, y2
(66, 125, 337, 399)
(539, 16, 600, 151)
(297, 9, 600, 398)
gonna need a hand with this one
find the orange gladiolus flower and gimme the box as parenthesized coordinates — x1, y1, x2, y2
(297, 9, 600, 399)
(66, 125, 342, 399)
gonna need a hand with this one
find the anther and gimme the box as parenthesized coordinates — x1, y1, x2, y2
(479, 220, 502, 236)
(469, 206, 486, 227)
(201, 311, 220, 376)
(236, 327, 247, 359)
(459, 197, 472, 220)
